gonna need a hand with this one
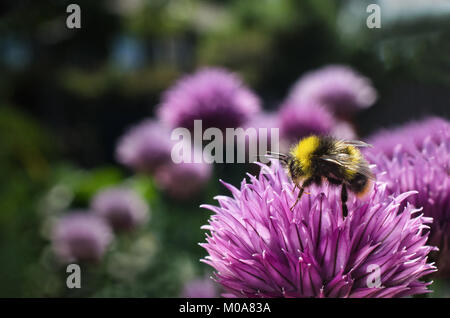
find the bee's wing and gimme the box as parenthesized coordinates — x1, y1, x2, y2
(352, 161, 376, 180)
(341, 140, 373, 148)
(320, 154, 375, 180)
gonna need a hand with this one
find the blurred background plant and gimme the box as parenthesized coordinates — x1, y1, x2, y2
(0, 0, 449, 297)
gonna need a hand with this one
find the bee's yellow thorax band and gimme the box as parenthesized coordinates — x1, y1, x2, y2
(290, 135, 320, 174)
(344, 145, 362, 178)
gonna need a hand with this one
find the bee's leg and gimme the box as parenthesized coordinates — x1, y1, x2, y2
(290, 187, 304, 211)
(341, 183, 348, 218)
(290, 178, 313, 211)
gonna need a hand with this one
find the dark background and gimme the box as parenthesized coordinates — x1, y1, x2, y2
(2, 0, 449, 167)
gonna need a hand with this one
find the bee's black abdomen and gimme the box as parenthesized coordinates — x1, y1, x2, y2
(349, 173, 369, 194)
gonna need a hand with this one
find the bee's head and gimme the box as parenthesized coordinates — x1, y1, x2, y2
(288, 136, 319, 178)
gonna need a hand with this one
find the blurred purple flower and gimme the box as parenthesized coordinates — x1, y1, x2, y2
(332, 121, 357, 140)
(181, 277, 218, 298)
(367, 117, 450, 158)
(278, 101, 335, 144)
(158, 68, 261, 131)
(367, 121, 450, 276)
(52, 212, 113, 263)
(91, 187, 149, 232)
(242, 112, 280, 157)
(288, 65, 377, 116)
(200, 162, 436, 298)
(244, 112, 280, 141)
(116, 119, 173, 173)
(154, 148, 212, 200)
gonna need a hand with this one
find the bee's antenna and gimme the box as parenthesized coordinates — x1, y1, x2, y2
(266, 151, 288, 158)
(253, 152, 288, 163)
(262, 151, 288, 163)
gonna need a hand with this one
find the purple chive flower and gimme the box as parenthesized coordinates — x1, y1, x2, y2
(116, 119, 173, 173)
(367, 117, 450, 158)
(278, 101, 335, 144)
(288, 65, 377, 116)
(200, 162, 436, 298)
(52, 212, 113, 263)
(91, 187, 149, 232)
(181, 277, 219, 298)
(154, 148, 212, 200)
(157, 67, 261, 131)
(366, 120, 450, 276)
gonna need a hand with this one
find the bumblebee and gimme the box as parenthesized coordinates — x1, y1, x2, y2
(267, 135, 374, 217)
